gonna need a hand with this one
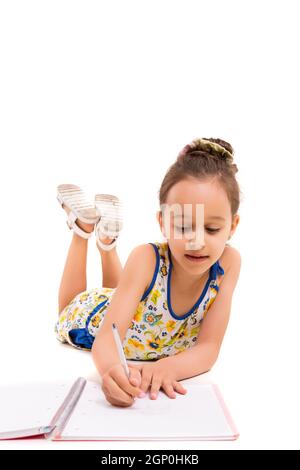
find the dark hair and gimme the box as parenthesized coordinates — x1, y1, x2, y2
(158, 137, 241, 218)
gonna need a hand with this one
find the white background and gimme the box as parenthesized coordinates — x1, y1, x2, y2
(0, 0, 299, 450)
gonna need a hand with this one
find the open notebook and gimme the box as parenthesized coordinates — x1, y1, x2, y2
(0, 377, 239, 441)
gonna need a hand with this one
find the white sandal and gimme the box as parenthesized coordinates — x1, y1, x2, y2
(57, 184, 100, 240)
(94, 194, 123, 251)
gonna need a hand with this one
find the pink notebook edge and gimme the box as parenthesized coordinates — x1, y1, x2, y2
(212, 383, 239, 440)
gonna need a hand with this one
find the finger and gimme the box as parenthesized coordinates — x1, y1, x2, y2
(128, 364, 142, 374)
(162, 382, 177, 399)
(108, 395, 134, 408)
(173, 381, 188, 395)
(150, 378, 162, 400)
(102, 376, 135, 407)
(128, 368, 142, 388)
(110, 366, 142, 398)
(140, 370, 153, 394)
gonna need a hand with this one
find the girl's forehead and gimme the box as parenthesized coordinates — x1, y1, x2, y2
(165, 178, 231, 216)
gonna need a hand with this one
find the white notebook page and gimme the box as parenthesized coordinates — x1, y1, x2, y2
(60, 381, 236, 441)
(0, 380, 75, 434)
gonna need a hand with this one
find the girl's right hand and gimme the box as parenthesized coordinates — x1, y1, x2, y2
(101, 364, 144, 407)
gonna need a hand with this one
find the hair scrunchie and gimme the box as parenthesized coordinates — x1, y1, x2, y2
(178, 138, 234, 163)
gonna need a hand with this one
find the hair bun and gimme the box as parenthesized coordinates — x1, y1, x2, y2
(178, 137, 234, 164)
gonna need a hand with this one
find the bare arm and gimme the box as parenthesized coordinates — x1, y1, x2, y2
(91, 244, 154, 377)
(159, 247, 242, 381)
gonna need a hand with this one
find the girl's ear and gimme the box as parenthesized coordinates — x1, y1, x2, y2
(156, 211, 167, 240)
(229, 214, 240, 239)
(156, 210, 162, 225)
(156, 211, 166, 237)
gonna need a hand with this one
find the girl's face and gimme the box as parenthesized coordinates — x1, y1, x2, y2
(157, 176, 239, 276)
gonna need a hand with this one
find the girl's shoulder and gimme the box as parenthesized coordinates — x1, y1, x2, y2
(218, 243, 242, 277)
(134, 243, 160, 292)
(137, 241, 170, 292)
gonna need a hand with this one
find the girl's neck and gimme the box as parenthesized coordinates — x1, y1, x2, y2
(169, 249, 209, 291)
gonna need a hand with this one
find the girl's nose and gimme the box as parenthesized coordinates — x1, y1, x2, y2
(185, 229, 205, 251)
(185, 240, 205, 251)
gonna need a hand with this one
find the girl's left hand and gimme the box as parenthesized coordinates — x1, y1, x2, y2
(129, 361, 188, 400)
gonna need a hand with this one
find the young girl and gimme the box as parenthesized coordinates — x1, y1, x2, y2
(55, 137, 241, 408)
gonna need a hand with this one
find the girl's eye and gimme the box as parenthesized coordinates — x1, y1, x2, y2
(175, 226, 193, 233)
(175, 226, 220, 234)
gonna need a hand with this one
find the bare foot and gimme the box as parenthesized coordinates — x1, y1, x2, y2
(62, 204, 95, 233)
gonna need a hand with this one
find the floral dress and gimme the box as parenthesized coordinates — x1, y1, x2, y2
(55, 241, 225, 360)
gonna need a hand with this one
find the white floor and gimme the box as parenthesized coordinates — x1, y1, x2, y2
(1, 309, 300, 450)
(0, 330, 233, 449)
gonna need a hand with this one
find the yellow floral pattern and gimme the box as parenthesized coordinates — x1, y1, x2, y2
(54, 241, 224, 359)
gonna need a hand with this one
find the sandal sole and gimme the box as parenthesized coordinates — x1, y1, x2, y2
(95, 193, 123, 240)
(57, 184, 100, 225)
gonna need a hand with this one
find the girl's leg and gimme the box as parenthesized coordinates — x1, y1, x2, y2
(58, 205, 95, 314)
(97, 242, 123, 289)
(58, 234, 90, 314)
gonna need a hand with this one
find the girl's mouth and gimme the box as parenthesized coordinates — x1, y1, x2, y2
(184, 254, 209, 263)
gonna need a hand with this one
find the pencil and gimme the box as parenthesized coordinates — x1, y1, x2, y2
(112, 323, 130, 379)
